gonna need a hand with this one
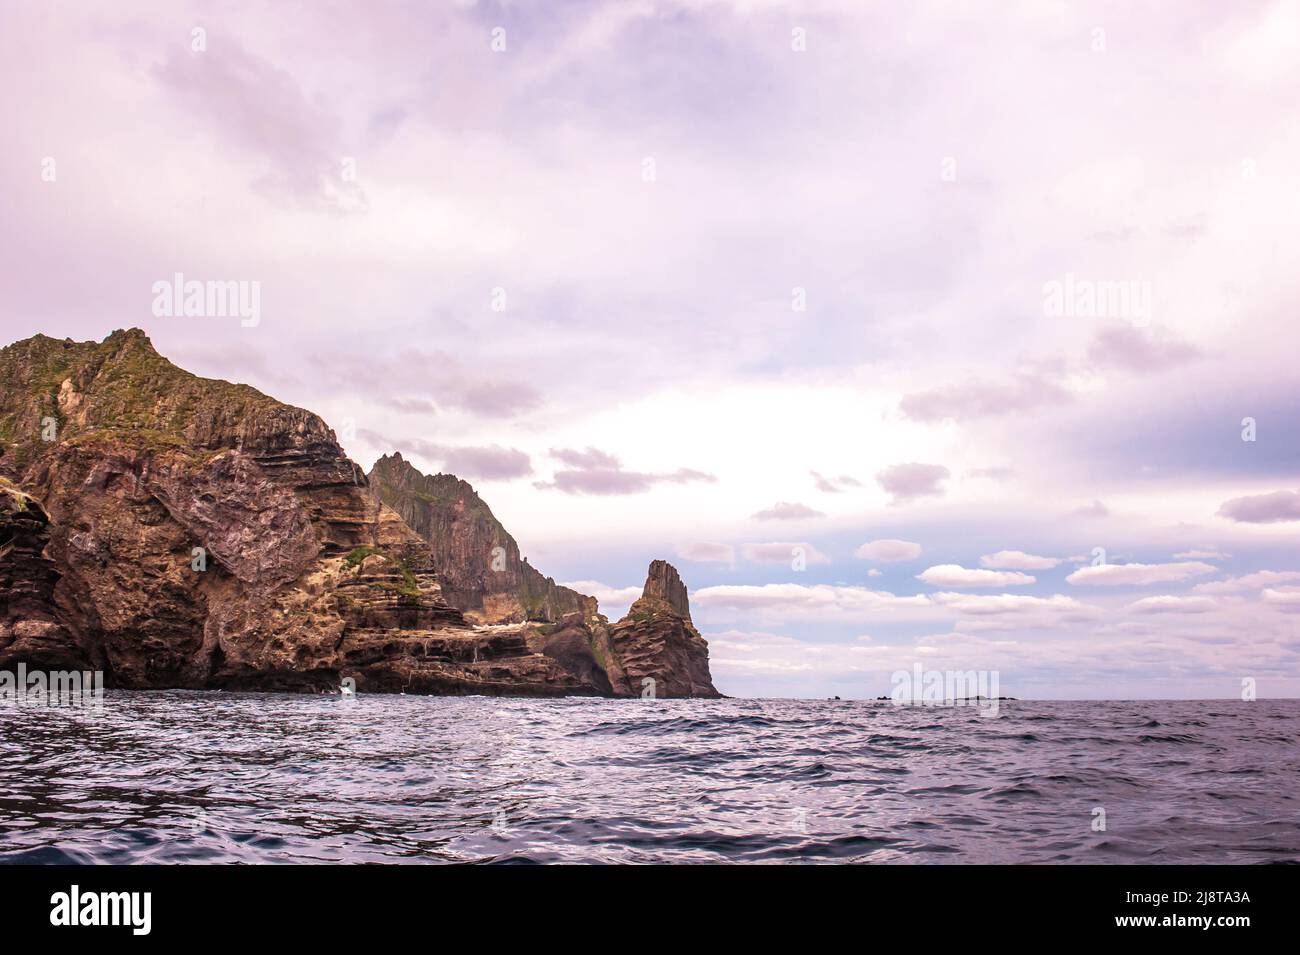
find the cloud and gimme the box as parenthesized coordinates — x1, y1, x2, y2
(384, 397, 439, 415)
(436, 444, 532, 480)
(153, 41, 366, 212)
(692, 582, 1090, 626)
(876, 463, 949, 504)
(550, 446, 621, 469)
(1173, 549, 1229, 560)
(692, 583, 935, 620)
(1218, 489, 1300, 523)
(917, 565, 1036, 587)
(1066, 561, 1217, 586)
(810, 470, 862, 493)
(1261, 588, 1300, 611)
(703, 627, 1059, 682)
(1194, 570, 1300, 595)
(1127, 595, 1218, 614)
(928, 592, 1091, 616)
(1087, 325, 1201, 372)
(1069, 499, 1111, 518)
(741, 542, 830, 565)
(979, 550, 1062, 570)
(899, 373, 1071, 422)
(358, 430, 532, 480)
(538, 466, 716, 495)
(676, 541, 735, 565)
(312, 350, 542, 419)
(537, 447, 715, 494)
(751, 501, 825, 520)
(967, 467, 1015, 481)
(448, 382, 544, 418)
(854, 539, 922, 562)
(11, 1, 1300, 699)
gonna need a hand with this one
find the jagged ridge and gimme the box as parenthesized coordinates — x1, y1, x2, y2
(370, 452, 594, 625)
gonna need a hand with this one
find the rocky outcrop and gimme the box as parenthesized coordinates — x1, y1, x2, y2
(0, 480, 82, 670)
(606, 561, 720, 698)
(0, 329, 717, 698)
(369, 453, 595, 625)
(642, 559, 690, 616)
(0, 330, 622, 695)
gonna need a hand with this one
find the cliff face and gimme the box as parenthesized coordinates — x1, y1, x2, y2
(369, 453, 595, 625)
(0, 330, 619, 695)
(0, 481, 79, 670)
(606, 561, 720, 698)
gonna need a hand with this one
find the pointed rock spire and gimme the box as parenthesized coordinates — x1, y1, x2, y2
(642, 559, 690, 618)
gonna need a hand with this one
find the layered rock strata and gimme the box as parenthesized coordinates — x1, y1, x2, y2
(0, 329, 717, 698)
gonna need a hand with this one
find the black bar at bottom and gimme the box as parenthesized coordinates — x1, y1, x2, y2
(0, 863, 1281, 942)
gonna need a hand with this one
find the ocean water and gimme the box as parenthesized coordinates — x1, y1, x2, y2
(0, 693, 1296, 864)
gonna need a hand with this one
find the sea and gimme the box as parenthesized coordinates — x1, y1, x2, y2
(1, 694, 1296, 864)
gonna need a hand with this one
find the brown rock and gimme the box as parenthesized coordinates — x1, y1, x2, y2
(0, 330, 715, 699)
(606, 560, 720, 698)
(369, 453, 595, 625)
(0, 481, 83, 670)
(642, 558, 691, 617)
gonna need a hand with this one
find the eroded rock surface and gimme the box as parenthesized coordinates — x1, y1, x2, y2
(369, 453, 595, 625)
(606, 560, 720, 698)
(0, 329, 715, 698)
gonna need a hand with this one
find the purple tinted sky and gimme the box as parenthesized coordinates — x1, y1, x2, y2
(2, 1, 1299, 697)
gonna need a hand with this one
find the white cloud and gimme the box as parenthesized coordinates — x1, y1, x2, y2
(979, 550, 1062, 570)
(854, 539, 922, 562)
(929, 592, 1091, 616)
(1127, 595, 1218, 614)
(1194, 570, 1300, 594)
(692, 583, 935, 621)
(1066, 561, 1217, 586)
(692, 582, 1092, 626)
(1261, 588, 1300, 610)
(917, 564, 1035, 587)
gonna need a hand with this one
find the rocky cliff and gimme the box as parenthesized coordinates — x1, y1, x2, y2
(606, 560, 720, 698)
(369, 453, 594, 625)
(0, 329, 717, 698)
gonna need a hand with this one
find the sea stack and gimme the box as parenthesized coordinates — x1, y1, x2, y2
(605, 560, 720, 698)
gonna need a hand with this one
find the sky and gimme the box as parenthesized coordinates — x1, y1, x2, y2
(2, 0, 1299, 698)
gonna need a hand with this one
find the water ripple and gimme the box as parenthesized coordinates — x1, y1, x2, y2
(1, 694, 1296, 864)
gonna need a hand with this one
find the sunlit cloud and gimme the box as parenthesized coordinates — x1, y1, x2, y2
(1066, 561, 1217, 586)
(917, 565, 1036, 588)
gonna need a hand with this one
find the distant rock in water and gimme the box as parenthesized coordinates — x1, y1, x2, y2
(0, 329, 716, 698)
(368, 453, 593, 626)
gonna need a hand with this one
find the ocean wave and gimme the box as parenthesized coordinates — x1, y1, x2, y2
(1, 694, 1297, 864)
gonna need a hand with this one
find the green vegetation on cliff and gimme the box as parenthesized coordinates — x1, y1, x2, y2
(0, 329, 332, 474)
